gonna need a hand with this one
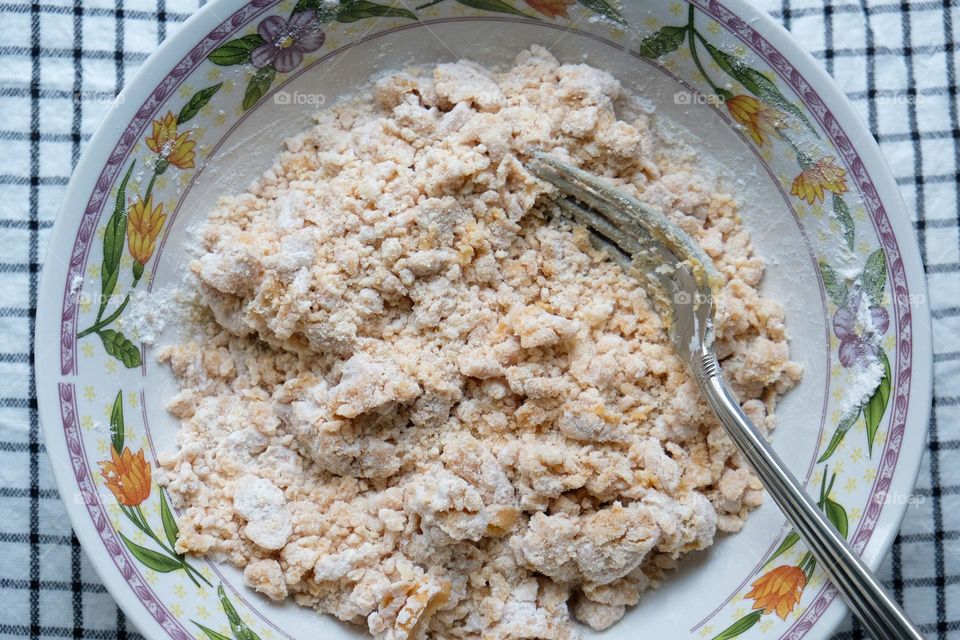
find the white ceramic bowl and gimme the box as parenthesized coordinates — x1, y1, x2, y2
(36, 1, 931, 638)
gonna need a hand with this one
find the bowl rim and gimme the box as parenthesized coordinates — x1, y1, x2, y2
(35, 0, 933, 637)
(685, 0, 932, 636)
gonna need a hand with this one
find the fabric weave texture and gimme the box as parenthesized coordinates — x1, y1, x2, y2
(0, 0, 955, 638)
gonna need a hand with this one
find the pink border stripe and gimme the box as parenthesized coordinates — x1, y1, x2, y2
(59, 0, 278, 376)
(686, 0, 913, 635)
(60, 382, 195, 640)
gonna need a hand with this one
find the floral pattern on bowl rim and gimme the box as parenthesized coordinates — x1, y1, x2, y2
(37, 0, 931, 638)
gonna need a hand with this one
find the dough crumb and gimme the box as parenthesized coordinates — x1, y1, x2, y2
(158, 48, 800, 639)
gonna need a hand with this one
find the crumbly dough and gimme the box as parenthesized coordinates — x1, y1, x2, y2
(157, 46, 801, 639)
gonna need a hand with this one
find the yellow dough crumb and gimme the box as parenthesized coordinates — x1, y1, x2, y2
(156, 46, 801, 639)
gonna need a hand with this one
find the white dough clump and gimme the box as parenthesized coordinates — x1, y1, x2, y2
(156, 46, 801, 639)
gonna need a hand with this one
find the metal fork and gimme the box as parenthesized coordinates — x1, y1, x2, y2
(526, 151, 923, 640)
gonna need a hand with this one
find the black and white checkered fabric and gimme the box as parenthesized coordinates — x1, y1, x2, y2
(0, 0, 955, 638)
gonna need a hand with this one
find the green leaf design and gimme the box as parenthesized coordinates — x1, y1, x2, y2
(767, 530, 801, 565)
(119, 532, 183, 573)
(712, 610, 763, 640)
(218, 584, 261, 640)
(109, 390, 124, 453)
(801, 555, 817, 581)
(639, 25, 687, 58)
(817, 404, 861, 462)
(769, 476, 848, 564)
(101, 162, 135, 313)
(577, 0, 625, 24)
(701, 40, 816, 137)
(193, 622, 233, 640)
(824, 497, 849, 538)
(242, 66, 277, 111)
(336, 0, 417, 22)
(862, 248, 887, 308)
(864, 348, 891, 456)
(178, 83, 223, 124)
(132, 258, 144, 282)
(740, 67, 817, 137)
(453, 0, 536, 19)
(818, 260, 848, 306)
(98, 329, 143, 368)
(833, 194, 855, 251)
(159, 489, 180, 549)
(292, 0, 337, 18)
(700, 38, 736, 75)
(208, 34, 265, 66)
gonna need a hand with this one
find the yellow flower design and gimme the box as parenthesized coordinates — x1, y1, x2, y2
(790, 156, 848, 204)
(145, 111, 196, 169)
(725, 94, 782, 146)
(745, 565, 807, 620)
(127, 195, 166, 270)
(99, 446, 152, 507)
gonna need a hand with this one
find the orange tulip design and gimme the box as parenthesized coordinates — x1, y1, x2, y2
(127, 195, 166, 272)
(745, 565, 807, 620)
(525, 0, 575, 18)
(99, 446, 152, 507)
(790, 156, 848, 204)
(145, 111, 196, 169)
(726, 94, 782, 146)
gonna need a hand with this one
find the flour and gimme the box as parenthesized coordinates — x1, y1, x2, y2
(838, 357, 885, 416)
(156, 47, 800, 639)
(119, 287, 175, 344)
(68, 274, 84, 298)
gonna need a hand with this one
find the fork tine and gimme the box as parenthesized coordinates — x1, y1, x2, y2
(528, 154, 653, 248)
(527, 151, 721, 294)
(550, 196, 645, 256)
(545, 195, 683, 321)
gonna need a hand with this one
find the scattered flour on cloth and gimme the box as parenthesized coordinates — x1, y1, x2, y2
(155, 46, 802, 639)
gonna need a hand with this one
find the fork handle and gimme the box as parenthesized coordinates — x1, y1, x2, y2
(697, 352, 923, 640)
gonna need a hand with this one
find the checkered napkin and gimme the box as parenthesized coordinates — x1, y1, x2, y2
(0, 0, 955, 638)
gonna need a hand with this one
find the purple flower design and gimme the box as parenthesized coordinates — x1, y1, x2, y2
(251, 10, 326, 73)
(833, 286, 889, 368)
